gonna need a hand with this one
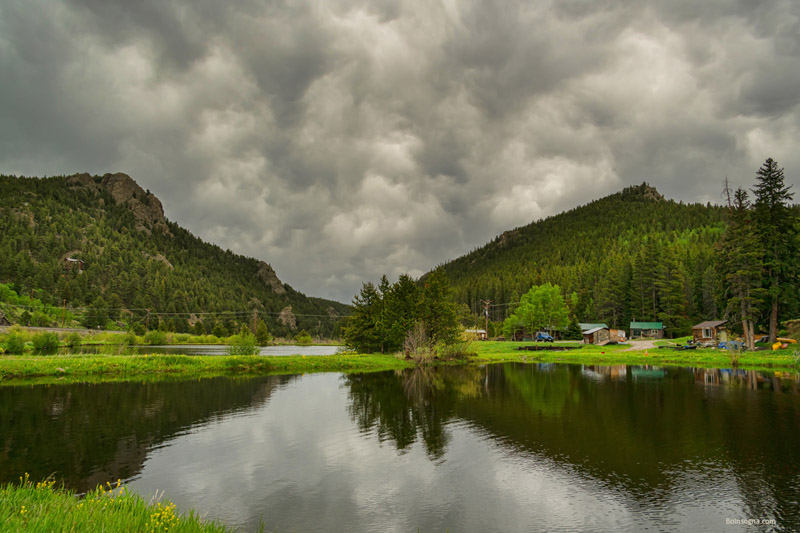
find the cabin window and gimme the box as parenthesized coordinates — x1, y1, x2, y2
(703, 328, 711, 338)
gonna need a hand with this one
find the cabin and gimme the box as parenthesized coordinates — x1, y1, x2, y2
(692, 320, 728, 344)
(63, 257, 85, 272)
(583, 326, 627, 345)
(465, 329, 488, 340)
(583, 327, 610, 345)
(630, 321, 664, 339)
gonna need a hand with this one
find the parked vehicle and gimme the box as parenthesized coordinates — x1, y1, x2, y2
(535, 332, 554, 342)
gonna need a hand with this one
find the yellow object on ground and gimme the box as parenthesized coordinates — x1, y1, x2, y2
(776, 337, 797, 344)
(772, 342, 782, 351)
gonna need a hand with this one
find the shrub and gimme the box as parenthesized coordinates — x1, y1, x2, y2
(226, 326, 259, 356)
(32, 332, 60, 355)
(437, 339, 475, 360)
(145, 330, 167, 345)
(31, 311, 51, 327)
(4, 333, 26, 354)
(66, 332, 82, 348)
(295, 330, 312, 346)
(123, 331, 138, 346)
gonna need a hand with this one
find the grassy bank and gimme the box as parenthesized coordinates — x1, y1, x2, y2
(469, 341, 800, 373)
(0, 340, 797, 385)
(0, 352, 412, 383)
(0, 475, 231, 533)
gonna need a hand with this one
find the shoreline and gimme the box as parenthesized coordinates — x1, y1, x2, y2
(0, 341, 797, 385)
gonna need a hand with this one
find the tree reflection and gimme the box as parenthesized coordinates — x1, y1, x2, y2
(0, 375, 295, 492)
(344, 366, 484, 459)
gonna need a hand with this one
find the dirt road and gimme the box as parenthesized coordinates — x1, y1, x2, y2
(623, 339, 660, 352)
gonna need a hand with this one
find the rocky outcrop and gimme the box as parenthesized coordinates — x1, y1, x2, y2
(142, 251, 174, 270)
(67, 172, 169, 234)
(279, 306, 296, 330)
(257, 261, 286, 294)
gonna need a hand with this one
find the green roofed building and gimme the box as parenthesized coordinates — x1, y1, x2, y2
(630, 322, 664, 339)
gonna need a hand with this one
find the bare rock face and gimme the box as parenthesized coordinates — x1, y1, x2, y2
(67, 172, 169, 234)
(257, 261, 286, 294)
(279, 306, 296, 329)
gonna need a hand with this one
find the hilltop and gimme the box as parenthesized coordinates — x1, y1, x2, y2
(0, 173, 349, 336)
(434, 183, 728, 333)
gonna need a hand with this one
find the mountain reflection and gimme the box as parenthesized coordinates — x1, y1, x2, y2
(0, 375, 296, 492)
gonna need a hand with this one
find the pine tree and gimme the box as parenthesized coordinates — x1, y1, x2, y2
(717, 188, 764, 350)
(752, 158, 796, 342)
(419, 269, 459, 345)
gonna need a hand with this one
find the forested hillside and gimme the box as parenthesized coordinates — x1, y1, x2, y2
(437, 184, 733, 333)
(0, 173, 349, 337)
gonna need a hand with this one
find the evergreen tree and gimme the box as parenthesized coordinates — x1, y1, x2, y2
(751, 158, 796, 342)
(716, 188, 764, 350)
(418, 269, 459, 346)
(342, 282, 384, 353)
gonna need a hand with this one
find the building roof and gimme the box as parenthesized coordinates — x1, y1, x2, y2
(630, 322, 663, 329)
(692, 320, 727, 329)
(465, 329, 487, 334)
(579, 323, 608, 332)
(583, 326, 608, 335)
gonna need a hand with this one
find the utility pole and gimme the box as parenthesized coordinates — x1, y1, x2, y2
(145, 308, 151, 332)
(252, 310, 258, 334)
(481, 300, 492, 337)
(61, 300, 67, 328)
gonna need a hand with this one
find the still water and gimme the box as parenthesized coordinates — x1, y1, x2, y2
(136, 344, 342, 356)
(2, 364, 799, 532)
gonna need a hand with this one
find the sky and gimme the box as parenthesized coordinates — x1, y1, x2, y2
(1, 1, 799, 303)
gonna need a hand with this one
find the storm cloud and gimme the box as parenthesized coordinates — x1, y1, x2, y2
(1, 0, 799, 302)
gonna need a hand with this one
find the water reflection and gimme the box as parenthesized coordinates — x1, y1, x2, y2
(1, 364, 799, 531)
(0, 375, 296, 492)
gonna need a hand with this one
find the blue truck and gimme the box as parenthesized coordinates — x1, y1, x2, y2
(535, 332, 554, 342)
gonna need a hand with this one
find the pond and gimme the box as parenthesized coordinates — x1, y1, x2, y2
(2, 364, 799, 532)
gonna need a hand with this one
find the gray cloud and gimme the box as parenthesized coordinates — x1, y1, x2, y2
(1, 0, 799, 302)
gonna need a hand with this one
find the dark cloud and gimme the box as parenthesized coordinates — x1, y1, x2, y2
(1, 0, 798, 302)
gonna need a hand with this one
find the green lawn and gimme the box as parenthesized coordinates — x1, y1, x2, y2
(468, 340, 800, 372)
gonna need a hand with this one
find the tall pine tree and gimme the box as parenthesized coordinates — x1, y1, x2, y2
(752, 158, 796, 342)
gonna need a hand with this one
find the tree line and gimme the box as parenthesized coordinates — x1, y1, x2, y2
(439, 163, 798, 339)
(0, 174, 350, 338)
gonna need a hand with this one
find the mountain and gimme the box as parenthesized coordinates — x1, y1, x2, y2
(433, 184, 728, 334)
(0, 173, 349, 336)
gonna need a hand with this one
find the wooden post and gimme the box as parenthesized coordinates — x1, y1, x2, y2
(145, 308, 151, 332)
(61, 299, 67, 328)
(252, 310, 258, 334)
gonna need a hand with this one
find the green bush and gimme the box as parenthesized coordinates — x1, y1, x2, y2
(32, 332, 60, 355)
(226, 326, 259, 356)
(145, 330, 167, 345)
(295, 330, 313, 346)
(4, 333, 26, 354)
(123, 331, 138, 346)
(66, 332, 82, 348)
(31, 311, 51, 327)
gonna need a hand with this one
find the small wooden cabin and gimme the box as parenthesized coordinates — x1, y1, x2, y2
(692, 320, 728, 343)
(583, 327, 627, 345)
(465, 329, 488, 340)
(630, 322, 664, 339)
(583, 327, 610, 345)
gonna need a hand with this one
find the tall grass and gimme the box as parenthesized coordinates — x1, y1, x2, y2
(0, 474, 232, 532)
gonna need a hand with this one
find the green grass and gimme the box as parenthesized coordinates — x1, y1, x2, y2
(1, 340, 797, 386)
(468, 341, 800, 373)
(0, 474, 231, 532)
(0, 352, 413, 384)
